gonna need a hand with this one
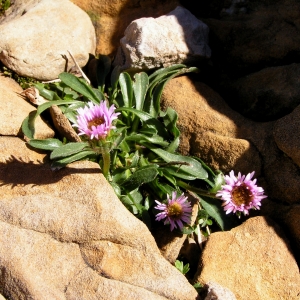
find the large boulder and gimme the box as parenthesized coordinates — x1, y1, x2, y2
(0, 0, 96, 80)
(0, 74, 54, 138)
(0, 136, 198, 300)
(194, 216, 300, 300)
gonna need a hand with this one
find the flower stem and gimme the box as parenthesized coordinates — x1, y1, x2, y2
(176, 180, 218, 199)
(100, 145, 111, 179)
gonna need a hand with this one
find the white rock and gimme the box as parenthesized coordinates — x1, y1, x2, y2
(114, 6, 211, 71)
(0, 0, 96, 80)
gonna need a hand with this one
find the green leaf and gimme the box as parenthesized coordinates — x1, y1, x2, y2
(133, 72, 149, 110)
(21, 111, 36, 139)
(117, 107, 169, 139)
(28, 138, 63, 151)
(125, 134, 169, 147)
(22, 99, 82, 138)
(119, 72, 133, 107)
(160, 166, 198, 181)
(200, 196, 231, 231)
(121, 166, 159, 191)
(148, 64, 187, 81)
(121, 189, 144, 215)
(35, 83, 62, 100)
(50, 142, 90, 160)
(51, 150, 96, 169)
(209, 172, 225, 193)
(149, 147, 208, 180)
(59, 72, 99, 103)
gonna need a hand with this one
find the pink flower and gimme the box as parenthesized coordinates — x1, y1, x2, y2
(154, 192, 192, 231)
(216, 170, 267, 216)
(74, 101, 120, 140)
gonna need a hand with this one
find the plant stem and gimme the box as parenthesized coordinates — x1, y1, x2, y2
(100, 145, 111, 179)
(176, 180, 218, 199)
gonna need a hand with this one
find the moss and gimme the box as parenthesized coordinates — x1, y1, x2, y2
(0, 63, 39, 89)
(0, 0, 11, 15)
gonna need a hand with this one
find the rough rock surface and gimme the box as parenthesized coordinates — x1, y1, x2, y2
(0, 137, 198, 300)
(0, 74, 54, 138)
(204, 281, 237, 300)
(273, 104, 300, 169)
(70, 0, 180, 56)
(195, 217, 300, 300)
(161, 75, 300, 205)
(221, 63, 300, 122)
(114, 6, 211, 71)
(0, 0, 96, 80)
(161, 76, 261, 175)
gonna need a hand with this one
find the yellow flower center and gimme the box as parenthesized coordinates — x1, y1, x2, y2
(231, 183, 253, 206)
(167, 203, 183, 219)
(88, 117, 105, 130)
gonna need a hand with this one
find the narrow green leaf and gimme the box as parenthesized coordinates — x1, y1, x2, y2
(59, 72, 99, 103)
(28, 138, 63, 151)
(149, 147, 208, 179)
(51, 150, 96, 169)
(160, 166, 197, 181)
(35, 83, 62, 100)
(125, 134, 169, 147)
(122, 166, 159, 191)
(133, 72, 149, 110)
(21, 112, 36, 139)
(199, 195, 239, 231)
(50, 142, 89, 160)
(210, 172, 225, 193)
(148, 64, 187, 81)
(119, 72, 133, 107)
(116, 107, 169, 139)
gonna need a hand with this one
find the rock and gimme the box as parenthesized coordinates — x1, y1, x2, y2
(221, 63, 300, 122)
(70, 0, 180, 56)
(0, 0, 96, 81)
(194, 216, 300, 300)
(160, 75, 261, 175)
(202, 0, 300, 76)
(204, 281, 236, 300)
(161, 74, 300, 205)
(113, 6, 211, 71)
(273, 104, 300, 168)
(0, 74, 54, 139)
(0, 136, 198, 300)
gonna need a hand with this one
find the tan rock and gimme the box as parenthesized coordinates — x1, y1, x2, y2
(0, 74, 54, 139)
(160, 76, 261, 175)
(70, 0, 180, 56)
(0, 136, 198, 300)
(161, 75, 300, 205)
(194, 216, 300, 300)
(0, 0, 96, 80)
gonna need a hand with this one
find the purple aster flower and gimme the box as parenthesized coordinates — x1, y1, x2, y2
(154, 192, 192, 231)
(74, 101, 120, 140)
(216, 170, 267, 216)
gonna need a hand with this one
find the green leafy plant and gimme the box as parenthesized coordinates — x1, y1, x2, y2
(0, 0, 10, 14)
(21, 56, 264, 233)
(175, 260, 190, 275)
